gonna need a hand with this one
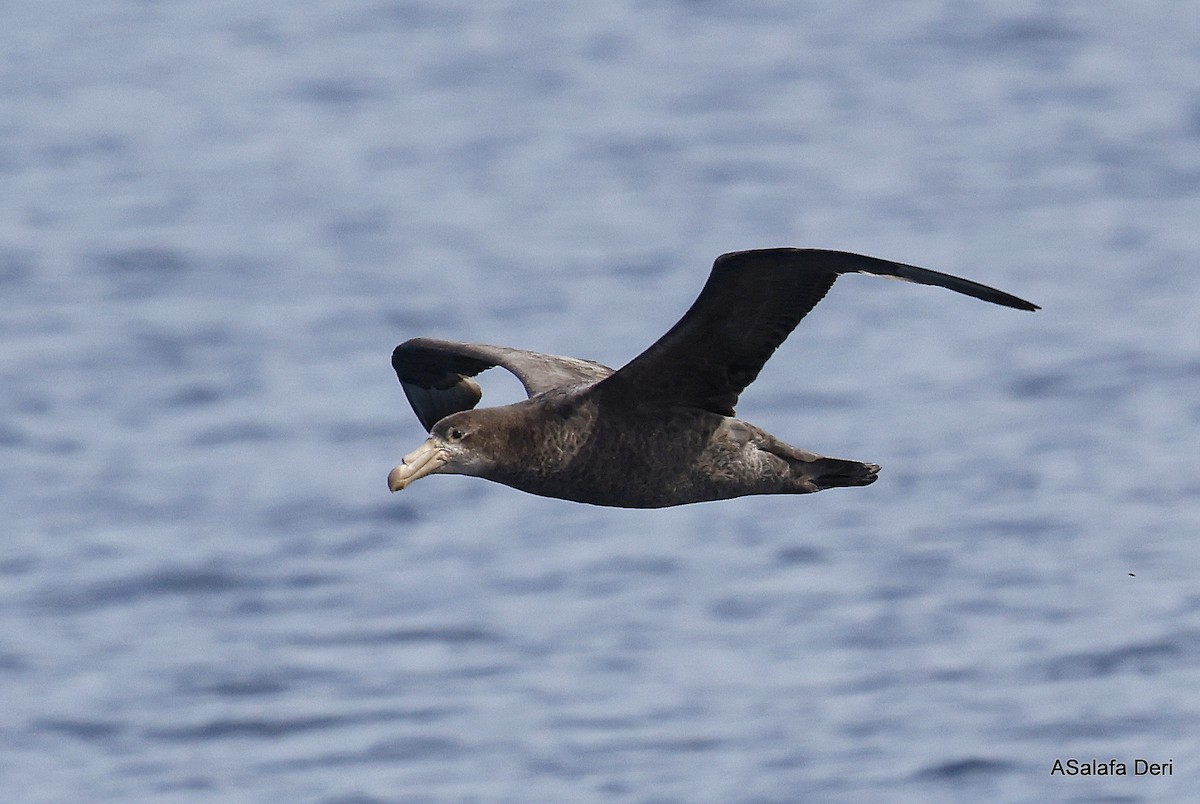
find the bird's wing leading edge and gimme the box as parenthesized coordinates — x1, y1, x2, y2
(602, 248, 1039, 417)
(392, 337, 615, 430)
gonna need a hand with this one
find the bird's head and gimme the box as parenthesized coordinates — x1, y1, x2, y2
(387, 410, 498, 492)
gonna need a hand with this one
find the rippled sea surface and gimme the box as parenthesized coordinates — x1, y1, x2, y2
(3, 2, 1200, 802)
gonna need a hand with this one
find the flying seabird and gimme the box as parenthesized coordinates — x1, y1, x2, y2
(387, 248, 1038, 508)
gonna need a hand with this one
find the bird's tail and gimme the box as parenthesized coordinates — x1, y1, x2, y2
(758, 434, 880, 493)
(806, 456, 880, 490)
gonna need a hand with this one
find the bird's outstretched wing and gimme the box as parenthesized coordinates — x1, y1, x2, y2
(601, 248, 1039, 417)
(392, 337, 614, 430)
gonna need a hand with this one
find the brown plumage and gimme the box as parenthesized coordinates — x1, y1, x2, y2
(387, 248, 1038, 508)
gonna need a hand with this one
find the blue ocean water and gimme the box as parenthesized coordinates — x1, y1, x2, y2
(2, 1, 1199, 801)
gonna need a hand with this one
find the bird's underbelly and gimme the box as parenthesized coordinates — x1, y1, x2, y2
(495, 417, 795, 508)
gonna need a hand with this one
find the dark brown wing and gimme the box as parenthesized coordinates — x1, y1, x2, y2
(392, 337, 614, 430)
(601, 248, 1039, 416)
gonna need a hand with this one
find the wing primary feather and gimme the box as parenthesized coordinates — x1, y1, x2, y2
(601, 248, 1038, 417)
(814, 250, 1040, 311)
(392, 338, 614, 430)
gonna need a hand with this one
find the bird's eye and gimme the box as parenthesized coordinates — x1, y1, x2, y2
(449, 428, 465, 440)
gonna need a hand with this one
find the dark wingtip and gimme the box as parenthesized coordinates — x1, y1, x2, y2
(1004, 296, 1040, 312)
(942, 282, 1040, 312)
